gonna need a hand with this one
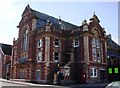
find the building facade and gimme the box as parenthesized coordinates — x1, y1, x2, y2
(106, 34, 120, 81)
(11, 5, 107, 84)
(0, 43, 12, 79)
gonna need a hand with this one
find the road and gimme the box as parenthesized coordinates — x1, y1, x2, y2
(0, 80, 109, 88)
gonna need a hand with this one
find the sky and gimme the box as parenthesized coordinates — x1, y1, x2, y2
(0, 0, 119, 45)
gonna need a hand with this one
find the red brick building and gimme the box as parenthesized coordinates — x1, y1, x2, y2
(11, 5, 107, 84)
(0, 43, 12, 79)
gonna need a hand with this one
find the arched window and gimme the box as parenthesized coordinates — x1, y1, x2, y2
(91, 29, 101, 62)
(22, 29, 28, 50)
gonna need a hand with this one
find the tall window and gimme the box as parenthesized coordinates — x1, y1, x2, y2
(37, 52, 42, 62)
(54, 52, 59, 62)
(92, 38, 101, 62)
(90, 68, 97, 77)
(74, 37, 79, 47)
(55, 39, 59, 47)
(22, 29, 28, 50)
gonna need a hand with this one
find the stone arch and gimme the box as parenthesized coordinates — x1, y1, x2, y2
(21, 25, 30, 34)
(21, 25, 29, 50)
(91, 27, 101, 38)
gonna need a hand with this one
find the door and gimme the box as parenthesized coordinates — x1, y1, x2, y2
(20, 69, 25, 79)
(100, 70, 105, 82)
(36, 70, 40, 81)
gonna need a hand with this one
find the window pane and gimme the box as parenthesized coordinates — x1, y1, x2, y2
(94, 69, 97, 76)
(74, 37, 79, 47)
(92, 48, 97, 61)
(38, 39, 42, 48)
(37, 52, 42, 62)
(22, 29, 28, 50)
(92, 38, 96, 47)
(96, 39, 100, 48)
(55, 52, 58, 61)
(91, 69, 93, 76)
(55, 39, 59, 47)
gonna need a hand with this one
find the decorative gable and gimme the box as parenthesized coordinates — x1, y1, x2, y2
(22, 5, 32, 17)
(90, 13, 100, 23)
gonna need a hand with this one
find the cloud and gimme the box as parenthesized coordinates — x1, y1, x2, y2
(0, 0, 17, 20)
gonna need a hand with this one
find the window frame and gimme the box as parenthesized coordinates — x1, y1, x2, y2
(92, 38, 101, 62)
(22, 29, 28, 50)
(37, 52, 42, 62)
(55, 38, 59, 47)
(74, 37, 79, 47)
(38, 39, 42, 48)
(90, 68, 97, 77)
(54, 52, 59, 62)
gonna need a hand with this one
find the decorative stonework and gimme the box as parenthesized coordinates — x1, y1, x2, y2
(46, 26, 50, 32)
(101, 43, 103, 62)
(84, 36, 89, 64)
(45, 36, 50, 62)
(32, 19, 37, 30)
(45, 36, 50, 80)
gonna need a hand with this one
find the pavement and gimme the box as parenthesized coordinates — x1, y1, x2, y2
(0, 78, 110, 88)
(0, 79, 57, 87)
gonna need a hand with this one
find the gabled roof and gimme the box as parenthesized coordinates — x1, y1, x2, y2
(107, 35, 120, 58)
(0, 43, 12, 56)
(90, 13, 100, 23)
(21, 5, 79, 30)
(22, 5, 32, 17)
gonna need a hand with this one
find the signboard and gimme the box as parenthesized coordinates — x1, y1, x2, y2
(114, 68, 118, 74)
(108, 68, 112, 74)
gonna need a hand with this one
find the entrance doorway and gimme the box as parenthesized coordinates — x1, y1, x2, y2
(36, 70, 40, 81)
(100, 70, 105, 82)
(20, 69, 25, 79)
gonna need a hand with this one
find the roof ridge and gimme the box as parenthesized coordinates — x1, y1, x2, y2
(31, 9, 79, 30)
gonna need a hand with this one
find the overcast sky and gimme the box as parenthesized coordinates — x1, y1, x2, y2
(0, 0, 119, 45)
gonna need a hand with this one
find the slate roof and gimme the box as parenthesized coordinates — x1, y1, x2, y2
(107, 38, 120, 49)
(107, 51, 120, 58)
(31, 10, 79, 30)
(107, 37, 120, 57)
(0, 43, 12, 55)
